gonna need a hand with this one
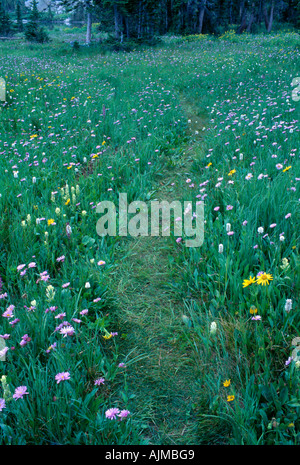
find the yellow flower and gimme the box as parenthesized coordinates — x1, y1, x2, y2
(65, 198, 70, 206)
(228, 169, 236, 176)
(223, 379, 231, 387)
(103, 334, 112, 340)
(256, 272, 273, 286)
(227, 395, 235, 402)
(250, 305, 258, 315)
(102, 140, 106, 145)
(282, 166, 291, 172)
(242, 276, 256, 288)
(47, 219, 55, 226)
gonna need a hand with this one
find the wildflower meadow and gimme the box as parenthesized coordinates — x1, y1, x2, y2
(0, 24, 299, 446)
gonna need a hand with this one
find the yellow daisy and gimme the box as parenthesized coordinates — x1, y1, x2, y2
(242, 276, 256, 288)
(256, 272, 273, 286)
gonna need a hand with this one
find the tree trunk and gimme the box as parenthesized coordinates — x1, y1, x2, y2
(263, 0, 274, 32)
(267, 0, 274, 32)
(198, 0, 206, 34)
(246, 12, 254, 32)
(86, 11, 92, 44)
(114, 4, 120, 40)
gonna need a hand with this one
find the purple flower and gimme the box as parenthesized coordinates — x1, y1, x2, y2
(55, 372, 71, 384)
(105, 408, 120, 420)
(2, 305, 15, 319)
(94, 377, 105, 386)
(59, 325, 75, 338)
(0, 398, 6, 411)
(9, 318, 20, 327)
(285, 356, 293, 366)
(118, 409, 131, 420)
(46, 342, 57, 353)
(13, 386, 29, 400)
(20, 334, 31, 347)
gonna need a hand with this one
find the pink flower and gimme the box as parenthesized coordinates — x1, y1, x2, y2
(2, 305, 15, 319)
(62, 282, 70, 288)
(0, 398, 6, 411)
(28, 262, 36, 268)
(94, 377, 105, 386)
(17, 264, 26, 272)
(13, 386, 29, 400)
(270, 223, 277, 228)
(59, 325, 75, 337)
(55, 372, 71, 384)
(105, 408, 120, 420)
(118, 409, 131, 419)
(227, 231, 235, 236)
(285, 213, 291, 219)
(80, 309, 88, 316)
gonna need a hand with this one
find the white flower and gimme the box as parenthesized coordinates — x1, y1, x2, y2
(66, 224, 72, 236)
(257, 227, 264, 234)
(218, 244, 224, 253)
(85, 282, 91, 289)
(285, 299, 292, 313)
(226, 223, 231, 232)
(210, 321, 217, 335)
(280, 235, 285, 242)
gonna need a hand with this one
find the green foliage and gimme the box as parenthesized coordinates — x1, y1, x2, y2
(0, 0, 12, 36)
(24, 0, 49, 43)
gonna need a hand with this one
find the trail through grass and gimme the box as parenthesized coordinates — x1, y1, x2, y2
(109, 98, 209, 444)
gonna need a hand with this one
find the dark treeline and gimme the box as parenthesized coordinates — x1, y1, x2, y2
(0, 0, 299, 42)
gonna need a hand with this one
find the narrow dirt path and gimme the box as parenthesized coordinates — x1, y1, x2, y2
(109, 97, 208, 445)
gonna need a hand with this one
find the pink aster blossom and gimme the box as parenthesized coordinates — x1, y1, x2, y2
(13, 386, 29, 400)
(55, 372, 71, 384)
(80, 309, 88, 316)
(118, 410, 131, 420)
(59, 325, 75, 338)
(105, 408, 120, 420)
(94, 377, 105, 386)
(2, 305, 15, 319)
